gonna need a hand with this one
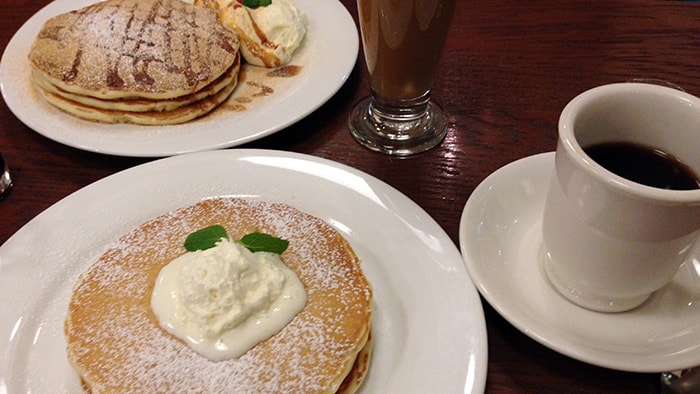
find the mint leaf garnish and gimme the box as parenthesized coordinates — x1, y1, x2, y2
(241, 0, 272, 8)
(239, 232, 289, 254)
(184, 226, 288, 254)
(184, 224, 229, 251)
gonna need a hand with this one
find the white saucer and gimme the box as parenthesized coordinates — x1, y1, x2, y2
(459, 152, 700, 373)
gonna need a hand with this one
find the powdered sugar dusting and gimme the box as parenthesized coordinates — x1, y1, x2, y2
(29, 0, 239, 98)
(65, 197, 372, 393)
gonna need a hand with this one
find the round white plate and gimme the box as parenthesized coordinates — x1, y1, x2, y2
(459, 152, 700, 373)
(0, 149, 487, 393)
(0, 0, 357, 157)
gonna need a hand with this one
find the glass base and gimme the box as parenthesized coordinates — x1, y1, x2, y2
(348, 96, 448, 156)
(0, 153, 12, 200)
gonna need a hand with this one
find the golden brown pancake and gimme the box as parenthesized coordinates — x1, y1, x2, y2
(338, 329, 374, 394)
(34, 58, 239, 125)
(29, 0, 239, 99)
(28, 0, 241, 124)
(65, 198, 373, 393)
(30, 55, 239, 113)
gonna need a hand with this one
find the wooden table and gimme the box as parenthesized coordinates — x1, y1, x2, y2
(3, 0, 699, 392)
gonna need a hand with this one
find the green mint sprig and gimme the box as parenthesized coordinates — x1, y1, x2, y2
(183, 224, 288, 254)
(240, 0, 272, 8)
(239, 232, 289, 254)
(184, 224, 229, 252)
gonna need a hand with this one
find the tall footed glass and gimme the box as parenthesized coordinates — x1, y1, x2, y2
(349, 0, 456, 156)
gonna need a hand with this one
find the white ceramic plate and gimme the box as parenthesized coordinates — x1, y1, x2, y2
(459, 152, 700, 373)
(0, 0, 357, 157)
(0, 149, 487, 393)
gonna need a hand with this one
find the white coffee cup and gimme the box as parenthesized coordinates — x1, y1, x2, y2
(542, 82, 700, 312)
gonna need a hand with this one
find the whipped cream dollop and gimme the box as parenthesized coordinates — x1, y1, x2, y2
(230, 0, 307, 67)
(151, 237, 307, 361)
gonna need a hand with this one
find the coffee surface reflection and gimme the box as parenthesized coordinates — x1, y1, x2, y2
(584, 142, 700, 191)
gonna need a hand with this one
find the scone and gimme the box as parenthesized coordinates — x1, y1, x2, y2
(64, 197, 373, 393)
(28, 0, 241, 124)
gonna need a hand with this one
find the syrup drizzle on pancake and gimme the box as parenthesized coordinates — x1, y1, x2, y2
(30, 0, 239, 99)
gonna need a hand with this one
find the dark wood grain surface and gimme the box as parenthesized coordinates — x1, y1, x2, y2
(3, 0, 700, 392)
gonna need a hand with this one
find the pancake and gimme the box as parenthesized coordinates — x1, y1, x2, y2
(65, 198, 373, 393)
(337, 329, 374, 394)
(28, 0, 240, 100)
(34, 58, 239, 125)
(28, 0, 241, 124)
(30, 53, 239, 113)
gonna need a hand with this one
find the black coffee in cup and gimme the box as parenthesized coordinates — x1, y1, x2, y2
(584, 142, 700, 190)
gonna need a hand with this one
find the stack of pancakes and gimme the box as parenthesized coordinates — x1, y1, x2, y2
(64, 198, 373, 393)
(28, 0, 240, 125)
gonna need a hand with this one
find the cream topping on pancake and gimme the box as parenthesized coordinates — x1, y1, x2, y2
(194, 0, 306, 67)
(151, 237, 307, 361)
